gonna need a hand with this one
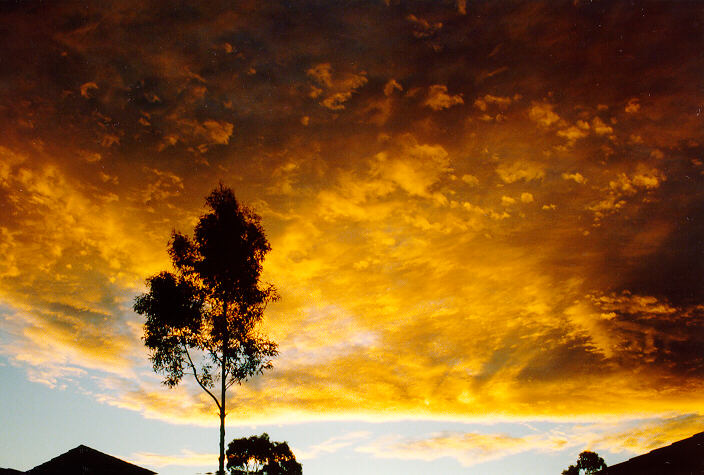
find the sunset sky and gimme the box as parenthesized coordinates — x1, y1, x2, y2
(1, 1, 703, 474)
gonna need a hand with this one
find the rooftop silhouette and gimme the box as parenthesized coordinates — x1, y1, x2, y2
(2, 445, 155, 475)
(598, 431, 704, 474)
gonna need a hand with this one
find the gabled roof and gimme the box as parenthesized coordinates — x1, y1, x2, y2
(26, 444, 156, 475)
(599, 431, 704, 474)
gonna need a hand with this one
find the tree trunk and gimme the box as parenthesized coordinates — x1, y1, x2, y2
(218, 393, 225, 475)
(218, 343, 228, 474)
(218, 306, 228, 475)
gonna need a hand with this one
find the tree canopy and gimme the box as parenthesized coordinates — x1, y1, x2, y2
(227, 433, 302, 475)
(562, 464, 579, 475)
(133, 185, 278, 475)
(562, 450, 607, 475)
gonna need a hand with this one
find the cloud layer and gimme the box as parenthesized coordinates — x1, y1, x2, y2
(1, 0, 702, 449)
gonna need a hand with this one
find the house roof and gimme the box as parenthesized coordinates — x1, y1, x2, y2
(599, 431, 704, 475)
(25, 444, 156, 475)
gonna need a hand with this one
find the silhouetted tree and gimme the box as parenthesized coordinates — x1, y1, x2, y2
(562, 464, 579, 475)
(577, 451, 607, 474)
(227, 433, 302, 475)
(562, 450, 607, 474)
(134, 185, 278, 475)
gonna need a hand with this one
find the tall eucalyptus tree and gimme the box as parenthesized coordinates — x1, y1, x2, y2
(134, 185, 278, 475)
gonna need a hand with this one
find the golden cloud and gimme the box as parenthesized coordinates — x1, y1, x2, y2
(1, 1, 702, 441)
(495, 159, 545, 183)
(425, 85, 464, 111)
(129, 449, 216, 468)
(307, 63, 368, 110)
(529, 102, 560, 127)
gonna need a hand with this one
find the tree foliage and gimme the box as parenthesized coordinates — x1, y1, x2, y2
(133, 185, 278, 475)
(562, 465, 579, 475)
(577, 451, 607, 474)
(562, 450, 607, 475)
(227, 433, 302, 475)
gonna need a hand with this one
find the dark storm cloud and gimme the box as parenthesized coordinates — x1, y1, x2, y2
(5, 1, 699, 161)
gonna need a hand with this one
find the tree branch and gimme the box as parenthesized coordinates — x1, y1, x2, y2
(183, 344, 221, 411)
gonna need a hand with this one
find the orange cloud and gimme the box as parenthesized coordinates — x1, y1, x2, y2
(425, 85, 464, 111)
(1, 1, 703, 441)
(406, 14, 442, 39)
(496, 159, 545, 183)
(79, 82, 98, 98)
(383, 79, 403, 97)
(307, 63, 368, 110)
(562, 172, 587, 184)
(529, 102, 560, 127)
